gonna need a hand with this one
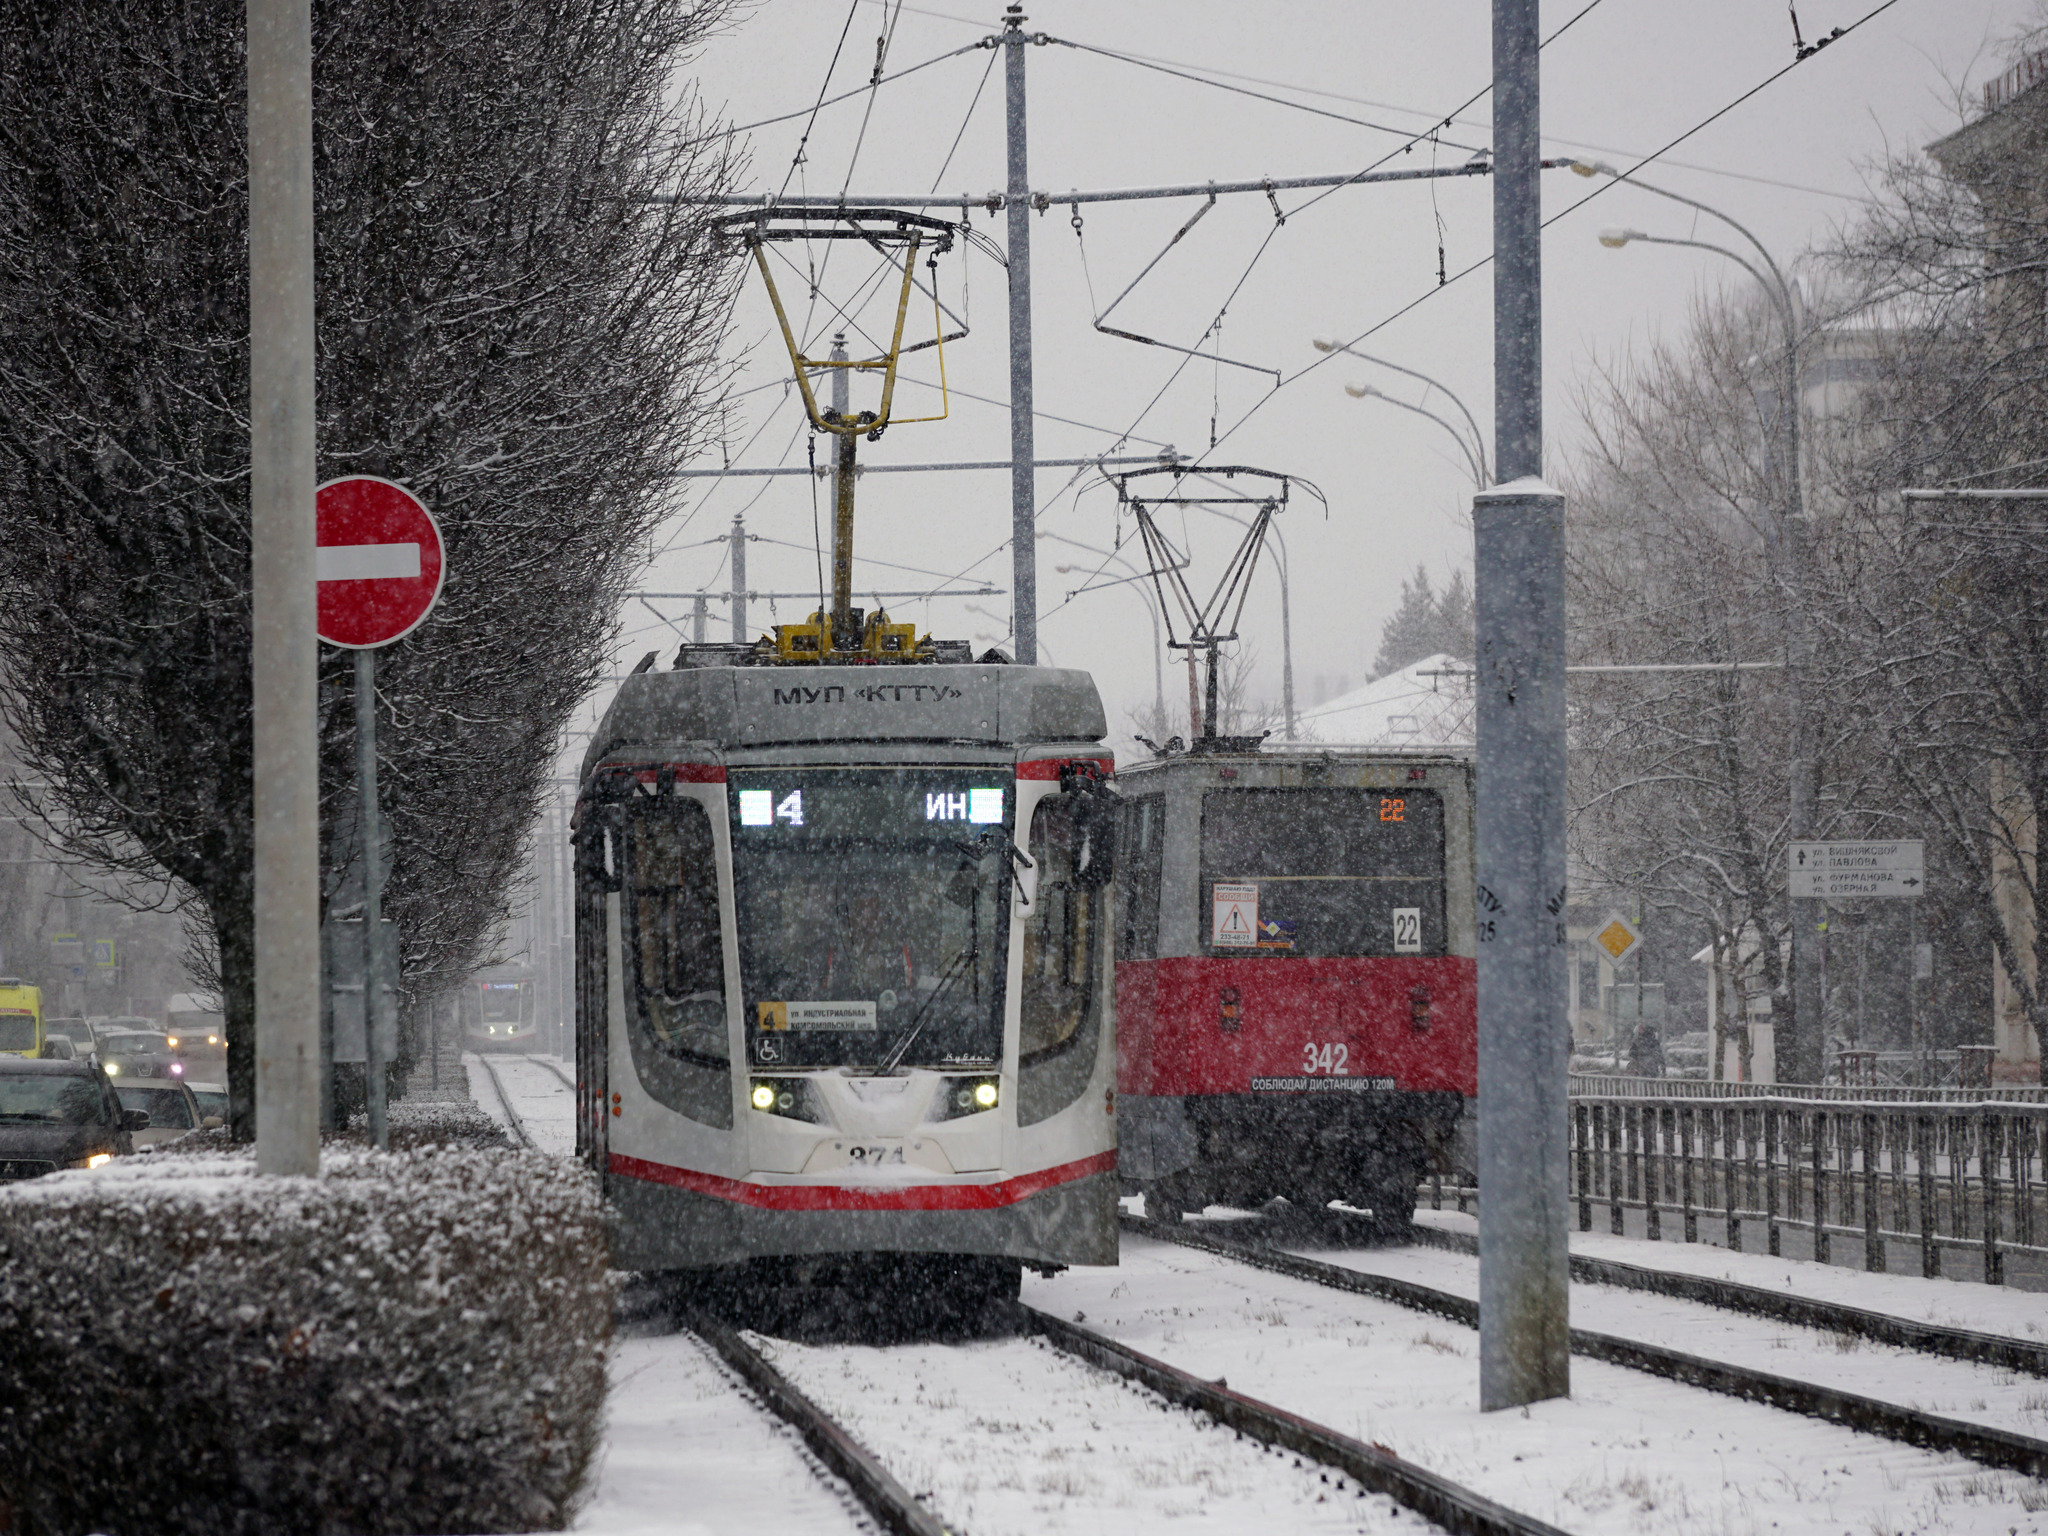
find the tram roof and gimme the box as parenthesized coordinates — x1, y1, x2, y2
(581, 662, 1107, 777)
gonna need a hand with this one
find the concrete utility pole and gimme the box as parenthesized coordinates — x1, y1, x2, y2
(248, 0, 321, 1174)
(1004, 4, 1037, 664)
(1474, 0, 1571, 1408)
(729, 515, 749, 643)
(829, 335, 857, 640)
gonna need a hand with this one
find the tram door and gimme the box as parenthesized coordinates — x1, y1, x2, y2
(572, 812, 613, 1180)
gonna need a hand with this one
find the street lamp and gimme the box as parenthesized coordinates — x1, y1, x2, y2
(1585, 160, 1822, 1083)
(1314, 338, 1491, 486)
(1345, 383, 1490, 490)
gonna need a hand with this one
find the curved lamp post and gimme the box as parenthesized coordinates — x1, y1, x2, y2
(1586, 161, 1821, 1084)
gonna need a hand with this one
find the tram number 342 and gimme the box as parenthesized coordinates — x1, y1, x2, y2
(1303, 1043, 1350, 1075)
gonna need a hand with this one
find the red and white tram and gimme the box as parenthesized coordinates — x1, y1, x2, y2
(1114, 745, 1476, 1235)
(573, 646, 1119, 1303)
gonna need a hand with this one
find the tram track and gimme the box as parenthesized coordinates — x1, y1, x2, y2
(518, 1051, 576, 1093)
(469, 1051, 534, 1151)
(686, 1300, 1567, 1536)
(1124, 1212, 2048, 1479)
(1407, 1218, 2048, 1377)
(687, 1311, 958, 1536)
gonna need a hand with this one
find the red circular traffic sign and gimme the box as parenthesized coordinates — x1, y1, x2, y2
(315, 476, 445, 648)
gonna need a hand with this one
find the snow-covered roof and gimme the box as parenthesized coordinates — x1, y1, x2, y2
(1292, 652, 1474, 749)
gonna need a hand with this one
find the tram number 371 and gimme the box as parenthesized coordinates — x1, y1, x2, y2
(1303, 1043, 1350, 1075)
(847, 1144, 908, 1165)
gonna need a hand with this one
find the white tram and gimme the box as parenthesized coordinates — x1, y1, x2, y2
(573, 644, 1119, 1297)
(459, 964, 538, 1051)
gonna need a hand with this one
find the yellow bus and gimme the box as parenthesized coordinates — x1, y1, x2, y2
(0, 978, 43, 1058)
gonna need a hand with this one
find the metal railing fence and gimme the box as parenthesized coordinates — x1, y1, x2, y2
(1567, 1093, 2048, 1284)
(1572, 1073, 2048, 1104)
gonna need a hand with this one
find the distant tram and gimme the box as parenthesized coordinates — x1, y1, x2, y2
(1114, 745, 1476, 1235)
(460, 966, 538, 1051)
(573, 641, 1119, 1306)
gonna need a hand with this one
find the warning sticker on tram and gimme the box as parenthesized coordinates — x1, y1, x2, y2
(757, 1000, 879, 1032)
(1249, 1076, 1397, 1093)
(1212, 883, 1259, 948)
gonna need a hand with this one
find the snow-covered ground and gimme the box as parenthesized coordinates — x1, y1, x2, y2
(464, 1051, 575, 1157)
(755, 1327, 1437, 1535)
(1415, 1206, 2048, 1340)
(1025, 1237, 2048, 1535)
(577, 1324, 877, 1536)
(1268, 1225, 2048, 1441)
(473, 1070, 2048, 1533)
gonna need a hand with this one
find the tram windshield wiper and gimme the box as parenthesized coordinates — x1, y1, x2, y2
(876, 940, 975, 1075)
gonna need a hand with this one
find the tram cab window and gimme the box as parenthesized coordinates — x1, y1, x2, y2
(1116, 794, 1165, 961)
(1018, 785, 1113, 1125)
(730, 769, 1010, 1072)
(621, 797, 733, 1127)
(1199, 787, 1446, 957)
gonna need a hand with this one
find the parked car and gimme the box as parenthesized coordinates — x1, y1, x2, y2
(97, 1026, 182, 1081)
(0, 1057, 142, 1179)
(112, 1080, 213, 1147)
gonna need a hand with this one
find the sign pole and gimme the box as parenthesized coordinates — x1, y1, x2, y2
(248, 0, 321, 1174)
(354, 647, 389, 1150)
(315, 474, 448, 1152)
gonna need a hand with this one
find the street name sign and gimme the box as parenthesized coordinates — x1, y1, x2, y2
(1789, 839, 1924, 900)
(315, 476, 446, 648)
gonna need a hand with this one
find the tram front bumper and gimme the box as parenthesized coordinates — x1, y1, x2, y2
(605, 1151, 1118, 1271)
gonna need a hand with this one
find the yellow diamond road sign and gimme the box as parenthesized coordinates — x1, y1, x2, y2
(1595, 913, 1640, 963)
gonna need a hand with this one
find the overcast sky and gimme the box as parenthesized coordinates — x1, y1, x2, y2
(575, 0, 2037, 763)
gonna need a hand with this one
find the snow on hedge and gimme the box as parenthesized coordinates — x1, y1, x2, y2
(0, 1143, 611, 1535)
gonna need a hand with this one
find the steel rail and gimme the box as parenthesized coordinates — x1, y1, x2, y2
(1123, 1215, 2048, 1477)
(687, 1311, 959, 1536)
(1017, 1303, 1568, 1536)
(469, 1052, 534, 1151)
(1406, 1221, 2048, 1378)
(519, 1052, 576, 1094)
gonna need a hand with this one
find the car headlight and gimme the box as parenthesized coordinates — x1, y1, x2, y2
(166, 1036, 179, 1048)
(104, 1061, 120, 1076)
(86, 1153, 111, 1169)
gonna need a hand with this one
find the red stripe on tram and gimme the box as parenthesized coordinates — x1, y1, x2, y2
(608, 1148, 1117, 1212)
(1015, 757, 1113, 781)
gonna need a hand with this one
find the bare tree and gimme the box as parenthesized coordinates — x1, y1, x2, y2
(0, 0, 738, 1131)
(1827, 66, 2048, 1080)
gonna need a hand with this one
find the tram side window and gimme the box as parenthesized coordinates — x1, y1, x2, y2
(1199, 788, 1446, 958)
(1018, 792, 1108, 1124)
(622, 801, 732, 1130)
(1116, 794, 1165, 961)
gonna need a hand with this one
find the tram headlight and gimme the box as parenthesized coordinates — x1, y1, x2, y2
(930, 1075, 1001, 1122)
(748, 1077, 826, 1124)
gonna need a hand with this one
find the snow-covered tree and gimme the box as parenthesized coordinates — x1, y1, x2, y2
(0, 0, 739, 1131)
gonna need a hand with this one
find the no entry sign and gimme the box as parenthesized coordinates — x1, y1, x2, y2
(315, 476, 445, 648)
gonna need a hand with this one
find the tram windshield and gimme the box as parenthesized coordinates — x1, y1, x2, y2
(729, 768, 1011, 1071)
(477, 982, 527, 1024)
